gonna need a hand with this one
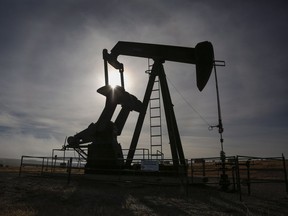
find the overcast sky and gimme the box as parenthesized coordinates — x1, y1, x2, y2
(1, 0, 287, 160)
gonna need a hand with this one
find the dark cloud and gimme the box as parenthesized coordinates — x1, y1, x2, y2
(0, 0, 288, 158)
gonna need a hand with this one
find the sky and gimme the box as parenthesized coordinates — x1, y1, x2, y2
(0, 0, 288, 160)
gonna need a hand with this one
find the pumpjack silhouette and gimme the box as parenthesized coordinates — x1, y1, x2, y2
(66, 41, 215, 174)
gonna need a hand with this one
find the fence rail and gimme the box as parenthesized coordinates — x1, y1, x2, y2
(18, 154, 287, 201)
(189, 154, 288, 201)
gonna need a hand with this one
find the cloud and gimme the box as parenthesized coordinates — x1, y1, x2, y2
(0, 132, 60, 159)
(0, 0, 288, 160)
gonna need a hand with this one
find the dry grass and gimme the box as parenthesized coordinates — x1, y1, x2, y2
(1, 166, 288, 216)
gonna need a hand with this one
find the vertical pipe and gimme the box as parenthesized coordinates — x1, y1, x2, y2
(104, 60, 109, 86)
(120, 70, 125, 89)
(103, 49, 109, 86)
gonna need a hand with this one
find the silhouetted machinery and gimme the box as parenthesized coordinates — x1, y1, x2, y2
(67, 41, 214, 174)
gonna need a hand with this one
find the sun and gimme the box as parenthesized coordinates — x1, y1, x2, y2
(108, 70, 121, 88)
(108, 69, 134, 90)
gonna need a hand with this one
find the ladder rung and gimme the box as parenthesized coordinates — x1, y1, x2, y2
(150, 98, 160, 100)
(151, 154, 162, 157)
(150, 116, 160, 118)
(150, 106, 160, 109)
(152, 89, 160, 91)
(151, 125, 161, 128)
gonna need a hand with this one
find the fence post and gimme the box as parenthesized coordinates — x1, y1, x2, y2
(41, 157, 45, 176)
(282, 154, 288, 194)
(235, 156, 242, 201)
(202, 159, 206, 177)
(246, 159, 251, 195)
(45, 158, 49, 171)
(232, 166, 236, 191)
(19, 156, 24, 177)
(67, 157, 72, 184)
(190, 159, 193, 183)
(231, 157, 236, 191)
(51, 155, 56, 173)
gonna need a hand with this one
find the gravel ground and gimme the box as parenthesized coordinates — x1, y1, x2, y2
(0, 170, 287, 216)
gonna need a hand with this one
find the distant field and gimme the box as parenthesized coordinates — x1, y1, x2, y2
(0, 158, 21, 167)
(0, 166, 19, 173)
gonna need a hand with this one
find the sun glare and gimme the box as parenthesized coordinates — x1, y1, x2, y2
(108, 70, 121, 88)
(108, 69, 134, 90)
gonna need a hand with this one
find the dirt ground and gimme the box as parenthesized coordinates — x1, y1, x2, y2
(0, 169, 288, 216)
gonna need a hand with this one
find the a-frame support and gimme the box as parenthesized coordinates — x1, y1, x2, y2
(126, 60, 186, 170)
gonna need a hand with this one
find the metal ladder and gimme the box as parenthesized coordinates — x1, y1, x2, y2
(147, 59, 163, 160)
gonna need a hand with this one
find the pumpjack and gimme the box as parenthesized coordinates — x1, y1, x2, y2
(66, 41, 214, 174)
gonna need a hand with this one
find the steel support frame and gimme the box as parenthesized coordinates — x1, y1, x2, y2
(126, 60, 186, 170)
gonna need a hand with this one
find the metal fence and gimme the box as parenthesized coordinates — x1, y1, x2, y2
(19, 155, 84, 176)
(19, 154, 288, 200)
(189, 154, 288, 200)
